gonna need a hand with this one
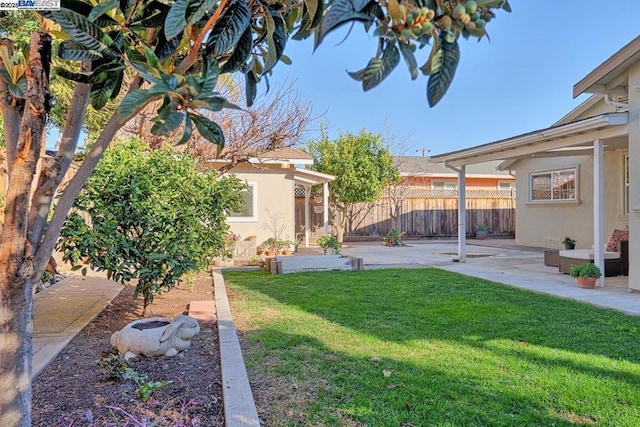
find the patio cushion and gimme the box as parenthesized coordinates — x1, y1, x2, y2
(559, 249, 620, 260)
(606, 226, 628, 252)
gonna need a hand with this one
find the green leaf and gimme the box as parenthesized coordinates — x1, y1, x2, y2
(8, 82, 26, 99)
(201, 59, 219, 93)
(143, 45, 160, 71)
(303, 0, 318, 26)
(221, 26, 253, 73)
(317, 0, 371, 48)
(177, 113, 193, 145)
(187, 0, 218, 26)
(55, 67, 94, 83)
(164, 0, 189, 40)
(502, 0, 512, 12)
(44, 8, 120, 59)
(154, 33, 180, 60)
(206, 0, 251, 57)
(398, 42, 418, 80)
(58, 40, 103, 61)
(245, 69, 257, 107)
(117, 89, 162, 124)
(190, 114, 225, 147)
(151, 105, 185, 135)
(348, 41, 399, 91)
(90, 70, 122, 109)
(426, 38, 460, 107)
(88, 0, 118, 22)
(279, 54, 292, 65)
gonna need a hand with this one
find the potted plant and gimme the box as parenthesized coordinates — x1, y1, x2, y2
(562, 236, 577, 250)
(263, 238, 278, 256)
(569, 262, 602, 289)
(475, 223, 487, 240)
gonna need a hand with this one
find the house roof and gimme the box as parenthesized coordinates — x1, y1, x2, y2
(428, 112, 629, 168)
(394, 156, 511, 178)
(248, 147, 313, 165)
(573, 35, 640, 97)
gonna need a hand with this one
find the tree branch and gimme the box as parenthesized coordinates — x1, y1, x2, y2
(31, 77, 143, 277)
(174, 0, 229, 75)
(26, 62, 91, 253)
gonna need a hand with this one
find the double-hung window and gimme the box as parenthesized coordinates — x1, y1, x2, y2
(228, 182, 257, 222)
(529, 168, 577, 202)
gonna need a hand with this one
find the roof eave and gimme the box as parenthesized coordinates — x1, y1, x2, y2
(573, 35, 640, 98)
(429, 112, 628, 165)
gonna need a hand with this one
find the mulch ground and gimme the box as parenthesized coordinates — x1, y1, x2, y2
(31, 271, 224, 426)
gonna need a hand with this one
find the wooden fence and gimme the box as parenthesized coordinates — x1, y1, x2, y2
(295, 191, 515, 238)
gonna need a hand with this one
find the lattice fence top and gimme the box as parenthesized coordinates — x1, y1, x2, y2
(294, 185, 515, 199)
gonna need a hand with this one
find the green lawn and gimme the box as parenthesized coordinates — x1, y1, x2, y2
(223, 268, 640, 426)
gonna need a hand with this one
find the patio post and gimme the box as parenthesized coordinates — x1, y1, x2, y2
(458, 165, 467, 262)
(594, 138, 605, 287)
(323, 181, 329, 235)
(304, 185, 310, 248)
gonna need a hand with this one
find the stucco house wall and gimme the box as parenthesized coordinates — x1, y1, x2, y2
(222, 163, 296, 245)
(514, 151, 627, 249)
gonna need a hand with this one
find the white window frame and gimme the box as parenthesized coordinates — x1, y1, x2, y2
(228, 182, 258, 222)
(498, 181, 515, 190)
(529, 167, 578, 203)
(431, 181, 457, 190)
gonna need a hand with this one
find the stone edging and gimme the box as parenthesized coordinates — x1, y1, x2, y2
(212, 268, 261, 427)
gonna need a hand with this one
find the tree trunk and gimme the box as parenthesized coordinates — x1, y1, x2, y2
(0, 31, 51, 427)
(0, 278, 34, 427)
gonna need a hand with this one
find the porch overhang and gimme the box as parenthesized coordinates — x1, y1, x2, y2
(428, 112, 628, 168)
(293, 168, 335, 186)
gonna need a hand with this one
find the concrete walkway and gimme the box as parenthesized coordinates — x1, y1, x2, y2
(32, 274, 123, 377)
(341, 239, 640, 316)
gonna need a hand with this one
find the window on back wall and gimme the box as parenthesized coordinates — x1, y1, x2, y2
(529, 168, 577, 202)
(432, 181, 457, 190)
(228, 182, 257, 222)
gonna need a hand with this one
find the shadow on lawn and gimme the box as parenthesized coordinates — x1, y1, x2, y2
(244, 328, 602, 426)
(224, 268, 640, 367)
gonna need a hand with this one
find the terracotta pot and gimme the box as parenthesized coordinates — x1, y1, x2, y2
(576, 277, 597, 289)
(265, 250, 275, 257)
(282, 249, 293, 255)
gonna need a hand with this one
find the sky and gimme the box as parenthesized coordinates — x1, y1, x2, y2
(262, 0, 640, 157)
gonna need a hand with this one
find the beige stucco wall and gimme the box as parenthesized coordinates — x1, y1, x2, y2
(221, 163, 296, 246)
(575, 98, 616, 121)
(514, 151, 628, 249)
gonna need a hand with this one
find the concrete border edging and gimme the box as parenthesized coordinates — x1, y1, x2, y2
(212, 268, 261, 427)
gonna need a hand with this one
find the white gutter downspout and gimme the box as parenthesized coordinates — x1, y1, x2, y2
(594, 139, 605, 287)
(445, 161, 466, 262)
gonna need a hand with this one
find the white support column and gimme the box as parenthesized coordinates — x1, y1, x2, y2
(594, 139, 605, 287)
(304, 185, 310, 248)
(458, 165, 467, 262)
(323, 182, 330, 235)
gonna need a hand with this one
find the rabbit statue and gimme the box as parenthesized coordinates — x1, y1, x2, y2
(110, 314, 200, 360)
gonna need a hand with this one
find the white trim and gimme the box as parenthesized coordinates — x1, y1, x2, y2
(429, 113, 628, 167)
(227, 182, 258, 223)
